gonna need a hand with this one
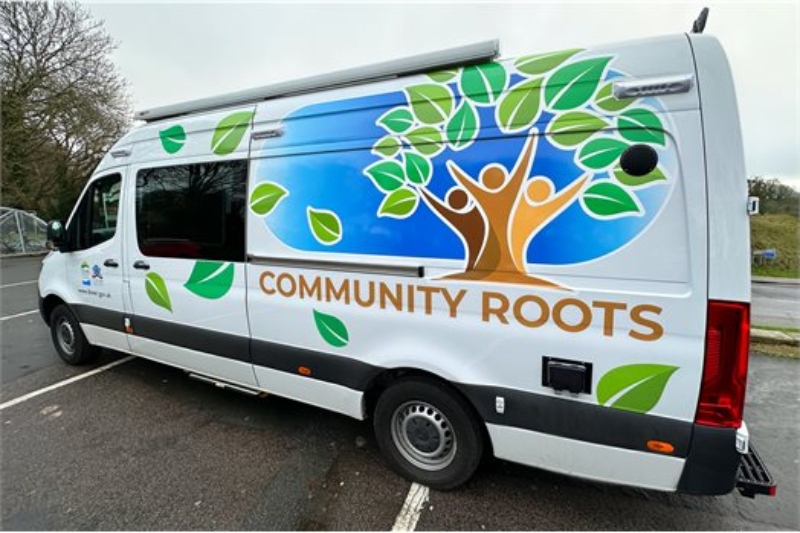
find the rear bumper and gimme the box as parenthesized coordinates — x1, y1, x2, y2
(678, 423, 775, 496)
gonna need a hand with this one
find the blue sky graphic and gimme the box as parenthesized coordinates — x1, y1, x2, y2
(255, 74, 674, 266)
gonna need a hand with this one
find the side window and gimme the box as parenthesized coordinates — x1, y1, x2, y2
(69, 174, 122, 251)
(135, 160, 247, 261)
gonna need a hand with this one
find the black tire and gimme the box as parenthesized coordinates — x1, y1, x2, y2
(49, 304, 99, 365)
(373, 377, 484, 490)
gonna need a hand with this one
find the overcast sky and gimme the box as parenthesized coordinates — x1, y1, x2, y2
(86, 1, 799, 188)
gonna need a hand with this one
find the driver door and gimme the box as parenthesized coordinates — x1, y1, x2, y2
(62, 170, 131, 353)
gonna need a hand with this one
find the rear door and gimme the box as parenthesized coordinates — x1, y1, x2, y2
(124, 107, 257, 387)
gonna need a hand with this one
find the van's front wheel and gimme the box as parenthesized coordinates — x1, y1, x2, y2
(374, 378, 484, 490)
(50, 305, 99, 365)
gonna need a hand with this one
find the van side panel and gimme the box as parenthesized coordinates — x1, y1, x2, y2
(245, 35, 710, 491)
(689, 35, 750, 302)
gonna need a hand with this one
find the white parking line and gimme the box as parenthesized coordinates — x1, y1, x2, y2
(0, 356, 136, 411)
(392, 482, 429, 532)
(0, 280, 37, 289)
(0, 310, 39, 322)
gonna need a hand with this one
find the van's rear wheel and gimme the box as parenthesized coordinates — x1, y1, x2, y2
(374, 378, 484, 490)
(50, 304, 98, 365)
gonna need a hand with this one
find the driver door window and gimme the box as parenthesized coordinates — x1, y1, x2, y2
(70, 174, 122, 251)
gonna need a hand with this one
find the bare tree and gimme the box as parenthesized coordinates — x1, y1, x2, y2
(1, 1, 131, 219)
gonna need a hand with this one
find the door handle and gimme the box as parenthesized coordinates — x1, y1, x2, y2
(103, 259, 119, 268)
(133, 260, 150, 270)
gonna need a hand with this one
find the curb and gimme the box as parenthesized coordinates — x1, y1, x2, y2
(752, 276, 800, 285)
(751, 328, 800, 347)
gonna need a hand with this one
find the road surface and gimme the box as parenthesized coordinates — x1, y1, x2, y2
(752, 281, 799, 329)
(2, 255, 797, 530)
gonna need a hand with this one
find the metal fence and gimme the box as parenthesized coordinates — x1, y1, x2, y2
(0, 207, 48, 256)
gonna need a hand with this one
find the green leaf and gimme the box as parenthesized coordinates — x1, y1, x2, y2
(211, 111, 254, 155)
(404, 152, 431, 185)
(145, 272, 172, 312)
(549, 111, 607, 146)
(617, 109, 666, 145)
(613, 166, 667, 187)
(515, 48, 582, 75)
(405, 84, 454, 124)
(307, 208, 342, 245)
(249, 182, 288, 216)
(446, 100, 479, 150)
(594, 82, 635, 113)
(428, 69, 458, 83)
(460, 62, 508, 105)
(582, 181, 641, 217)
(379, 187, 419, 219)
(577, 138, 628, 170)
(364, 160, 405, 192)
(313, 309, 349, 348)
(544, 57, 612, 111)
(373, 135, 402, 157)
(406, 126, 444, 157)
(159, 125, 186, 154)
(496, 78, 542, 132)
(597, 364, 679, 414)
(378, 108, 415, 134)
(184, 261, 234, 299)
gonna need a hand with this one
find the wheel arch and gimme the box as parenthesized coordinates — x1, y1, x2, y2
(362, 367, 493, 455)
(40, 293, 68, 324)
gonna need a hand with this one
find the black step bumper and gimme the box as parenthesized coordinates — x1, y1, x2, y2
(736, 443, 776, 498)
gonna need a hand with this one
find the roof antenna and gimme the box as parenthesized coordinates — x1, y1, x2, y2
(692, 7, 709, 33)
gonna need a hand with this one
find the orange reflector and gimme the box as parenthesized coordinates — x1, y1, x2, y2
(647, 440, 675, 454)
(298, 366, 312, 376)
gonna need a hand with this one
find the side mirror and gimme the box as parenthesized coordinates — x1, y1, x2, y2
(46, 220, 66, 251)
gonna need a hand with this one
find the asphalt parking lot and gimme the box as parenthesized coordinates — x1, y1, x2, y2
(1, 255, 798, 530)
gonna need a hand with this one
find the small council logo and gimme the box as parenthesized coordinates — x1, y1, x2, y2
(80, 261, 91, 287)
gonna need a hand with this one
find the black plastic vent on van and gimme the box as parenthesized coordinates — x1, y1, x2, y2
(620, 144, 659, 177)
(542, 357, 592, 395)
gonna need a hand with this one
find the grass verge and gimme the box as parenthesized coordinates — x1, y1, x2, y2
(752, 266, 800, 278)
(751, 214, 799, 278)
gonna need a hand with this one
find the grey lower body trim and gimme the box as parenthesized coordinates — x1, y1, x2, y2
(134, 315, 250, 363)
(457, 384, 693, 457)
(72, 304, 125, 332)
(72, 304, 250, 363)
(70, 303, 694, 461)
(250, 339, 382, 391)
(677, 425, 740, 495)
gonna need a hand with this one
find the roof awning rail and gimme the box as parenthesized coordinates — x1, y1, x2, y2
(134, 39, 500, 123)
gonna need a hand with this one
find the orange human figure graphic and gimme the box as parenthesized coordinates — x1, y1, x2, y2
(509, 173, 589, 272)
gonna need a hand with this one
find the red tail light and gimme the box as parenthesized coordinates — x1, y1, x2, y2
(696, 300, 750, 428)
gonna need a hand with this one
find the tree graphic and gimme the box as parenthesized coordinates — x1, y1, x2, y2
(364, 49, 669, 287)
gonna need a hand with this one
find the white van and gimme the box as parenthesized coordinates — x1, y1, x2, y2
(39, 31, 775, 497)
